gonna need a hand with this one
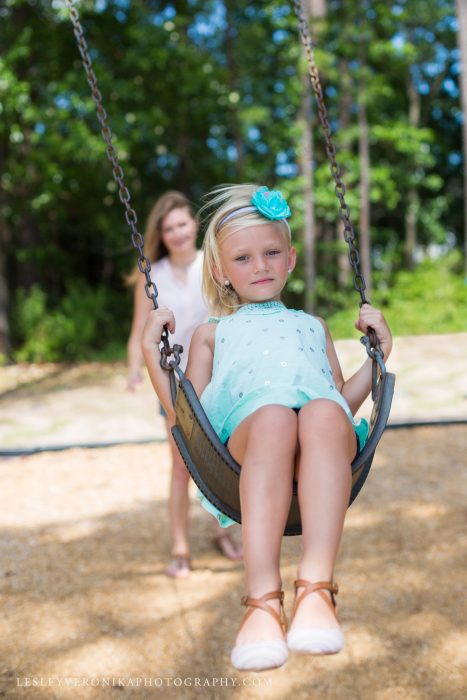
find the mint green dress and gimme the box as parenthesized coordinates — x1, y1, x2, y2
(197, 300, 368, 527)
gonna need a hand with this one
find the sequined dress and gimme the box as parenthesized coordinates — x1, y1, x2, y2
(197, 300, 368, 527)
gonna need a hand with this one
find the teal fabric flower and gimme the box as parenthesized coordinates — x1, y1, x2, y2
(251, 186, 291, 220)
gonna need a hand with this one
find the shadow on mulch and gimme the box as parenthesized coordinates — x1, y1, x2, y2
(0, 426, 465, 699)
(0, 364, 123, 401)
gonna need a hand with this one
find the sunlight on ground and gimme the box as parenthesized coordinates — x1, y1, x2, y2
(1, 427, 466, 699)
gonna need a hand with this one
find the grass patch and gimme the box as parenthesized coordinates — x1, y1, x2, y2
(328, 252, 467, 339)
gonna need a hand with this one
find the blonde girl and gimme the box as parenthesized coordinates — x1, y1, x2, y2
(127, 191, 242, 579)
(142, 184, 392, 670)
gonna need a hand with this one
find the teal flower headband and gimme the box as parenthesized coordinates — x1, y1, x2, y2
(215, 186, 292, 234)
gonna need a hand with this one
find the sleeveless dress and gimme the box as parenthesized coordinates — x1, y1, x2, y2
(197, 300, 369, 527)
(150, 251, 208, 373)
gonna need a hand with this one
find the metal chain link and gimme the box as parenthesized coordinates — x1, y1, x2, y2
(65, 0, 181, 387)
(293, 0, 384, 369)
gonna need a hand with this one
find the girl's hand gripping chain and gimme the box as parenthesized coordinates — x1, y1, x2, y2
(142, 307, 176, 347)
(355, 304, 393, 362)
(141, 307, 177, 422)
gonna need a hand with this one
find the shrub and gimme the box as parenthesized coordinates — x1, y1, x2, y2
(327, 251, 467, 339)
(13, 282, 128, 362)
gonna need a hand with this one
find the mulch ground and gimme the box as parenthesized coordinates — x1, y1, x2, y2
(0, 425, 466, 700)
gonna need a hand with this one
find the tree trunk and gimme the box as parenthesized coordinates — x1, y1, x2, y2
(358, 88, 372, 297)
(404, 76, 421, 269)
(16, 197, 40, 290)
(300, 70, 317, 313)
(322, 222, 334, 282)
(456, 0, 467, 279)
(337, 58, 352, 288)
(224, 0, 244, 175)
(309, 0, 326, 18)
(175, 129, 190, 192)
(299, 1, 327, 313)
(0, 230, 10, 358)
(0, 131, 10, 357)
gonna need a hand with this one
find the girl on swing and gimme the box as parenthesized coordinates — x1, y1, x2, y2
(142, 184, 392, 671)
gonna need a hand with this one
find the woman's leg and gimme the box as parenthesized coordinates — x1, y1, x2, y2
(211, 524, 243, 560)
(228, 405, 298, 644)
(165, 418, 191, 558)
(291, 399, 356, 630)
(166, 419, 242, 564)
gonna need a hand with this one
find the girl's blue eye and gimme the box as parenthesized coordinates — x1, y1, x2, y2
(235, 255, 248, 262)
(267, 250, 280, 256)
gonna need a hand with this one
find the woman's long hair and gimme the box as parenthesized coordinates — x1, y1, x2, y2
(126, 191, 197, 286)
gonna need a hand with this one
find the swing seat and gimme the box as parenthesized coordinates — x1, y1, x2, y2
(172, 369, 395, 536)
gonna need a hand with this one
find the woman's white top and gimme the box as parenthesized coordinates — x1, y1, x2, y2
(150, 251, 208, 371)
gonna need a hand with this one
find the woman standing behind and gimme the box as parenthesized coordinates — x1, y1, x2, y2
(127, 191, 243, 578)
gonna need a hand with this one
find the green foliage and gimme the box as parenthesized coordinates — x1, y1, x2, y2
(327, 252, 467, 338)
(0, 0, 463, 361)
(13, 282, 128, 362)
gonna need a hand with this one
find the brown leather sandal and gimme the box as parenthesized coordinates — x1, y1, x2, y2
(164, 554, 191, 579)
(240, 590, 288, 634)
(287, 579, 344, 655)
(212, 533, 243, 561)
(230, 590, 289, 671)
(291, 579, 339, 620)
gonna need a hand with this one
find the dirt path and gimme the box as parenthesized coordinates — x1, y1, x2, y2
(1, 334, 466, 698)
(1, 425, 466, 699)
(1, 333, 466, 451)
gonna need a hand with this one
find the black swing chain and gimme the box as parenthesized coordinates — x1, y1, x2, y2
(65, 0, 181, 400)
(293, 0, 385, 379)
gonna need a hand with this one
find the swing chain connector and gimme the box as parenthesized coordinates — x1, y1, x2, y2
(160, 335, 183, 407)
(158, 329, 183, 407)
(160, 332, 183, 372)
(360, 334, 386, 402)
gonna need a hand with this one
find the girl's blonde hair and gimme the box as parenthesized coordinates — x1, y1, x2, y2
(126, 191, 197, 286)
(201, 184, 291, 316)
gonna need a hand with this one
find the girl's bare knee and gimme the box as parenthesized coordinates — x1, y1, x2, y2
(251, 404, 298, 441)
(298, 399, 351, 442)
(228, 405, 298, 464)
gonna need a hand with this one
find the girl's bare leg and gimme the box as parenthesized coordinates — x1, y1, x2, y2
(291, 400, 355, 630)
(228, 405, 297, 644)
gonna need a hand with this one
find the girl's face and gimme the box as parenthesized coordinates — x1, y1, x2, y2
(160, 207, 198, 256)
(218, 224, 296, 304)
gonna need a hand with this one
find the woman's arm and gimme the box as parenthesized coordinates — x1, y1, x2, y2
(127, 274, 154, 391)
(319, 305, 393, 415)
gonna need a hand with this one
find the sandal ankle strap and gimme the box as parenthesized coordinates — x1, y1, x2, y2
(292, 579, 339, 620)
(240, 589, 288, 633)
